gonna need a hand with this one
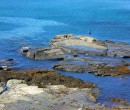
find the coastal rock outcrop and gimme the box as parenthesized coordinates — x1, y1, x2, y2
(20, 34, 130, 76)
(105, 41, 130, 58)
(50, 35, 107, 56)
(0, 70, 103, 110)
(53, 56, 130, 76)
(50, 34, 130, 58)
(0, 78, 103, 110)
(0, 70, 95, 88)
(21, 47, 77, 60)
(21, 34, 130, 59)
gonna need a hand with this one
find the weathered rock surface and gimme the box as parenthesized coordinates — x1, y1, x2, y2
(0, 79, 104, 110)
(50, 34, 130, 58)
(20, 34, 130, 76)
(110, 98, 130, 108)
(0, 70, 95, 88)
(50, 35, 107, 56)
(0, 70, 103, 110)
(21, 34, 130, 59)
(21, 47, 77, 60)
(105, 41, 130, 58)
(53, 56, 130, 76)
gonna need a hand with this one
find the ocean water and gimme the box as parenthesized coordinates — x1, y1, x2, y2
(0, 0, 130, 107)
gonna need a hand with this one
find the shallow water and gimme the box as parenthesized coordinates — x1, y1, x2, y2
(0, 0, 130, 107)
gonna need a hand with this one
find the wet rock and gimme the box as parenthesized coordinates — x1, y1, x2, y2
(110, 98, 130, 107)
(50, 35, 106, 55)
(0, 70, 95, 89)
(53, 57, 130, 76)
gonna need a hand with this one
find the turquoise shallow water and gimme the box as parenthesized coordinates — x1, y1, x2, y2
(0, 0, 130, 107)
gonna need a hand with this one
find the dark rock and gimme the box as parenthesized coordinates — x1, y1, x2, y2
(6, 59, 14, 62)
(20, 47, 31, 55)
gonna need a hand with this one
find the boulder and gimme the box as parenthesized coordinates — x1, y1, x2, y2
(20, 46, 31, 55)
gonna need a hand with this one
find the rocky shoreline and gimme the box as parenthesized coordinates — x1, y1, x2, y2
(1, 34, 130, 109)
(0, 70, 104, 110)
(21, 34, 130, 76)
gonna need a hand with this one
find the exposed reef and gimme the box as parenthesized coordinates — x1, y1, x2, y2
(0, 70, 95, 88)
(21, 34, 130, 76)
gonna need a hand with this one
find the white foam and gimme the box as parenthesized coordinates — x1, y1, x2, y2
(0, 17, 65, 39)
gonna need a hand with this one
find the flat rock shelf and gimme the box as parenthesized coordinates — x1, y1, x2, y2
(21, 34, 130, 76)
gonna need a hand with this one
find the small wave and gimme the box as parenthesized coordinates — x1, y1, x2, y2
(0, 17, 66, 39)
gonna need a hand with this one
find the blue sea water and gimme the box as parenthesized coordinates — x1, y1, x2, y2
(0, 0, 130, 107)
